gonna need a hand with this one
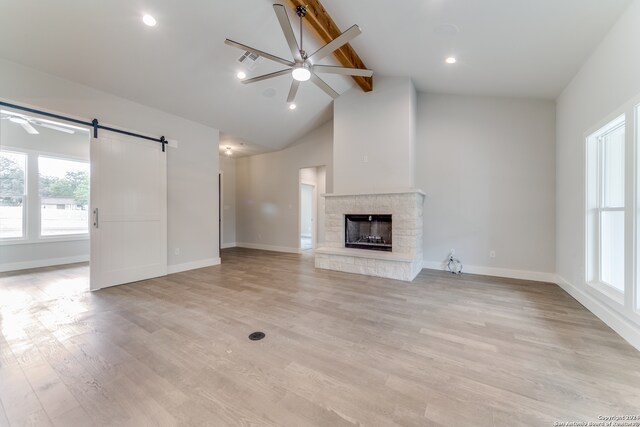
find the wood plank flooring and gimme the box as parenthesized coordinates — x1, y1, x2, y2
(0, 248, 639, 426)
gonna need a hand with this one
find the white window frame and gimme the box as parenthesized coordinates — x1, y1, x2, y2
(0, 148, 28, 242)
(636, 104, 640, 316)
(586, 114, 626, 305)
(0, 145, 89, 246)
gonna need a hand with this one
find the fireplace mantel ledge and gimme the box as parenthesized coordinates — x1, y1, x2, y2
(315, 247, 416, 262)
(321, 189, 426, 198)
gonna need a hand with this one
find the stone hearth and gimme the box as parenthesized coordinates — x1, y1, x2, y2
(315, 189, 425, 281)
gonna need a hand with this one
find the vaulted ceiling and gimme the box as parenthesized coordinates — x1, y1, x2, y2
(0, 0, 632, 152)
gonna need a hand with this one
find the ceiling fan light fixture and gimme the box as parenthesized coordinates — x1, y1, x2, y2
(224, 4, 372, 104)
(292, 65, 311, 82)
(445, 57, 457, 64)
(225, 147, 233, 156)
(236, 71, 246, 80)
(288, 103, 297, 110)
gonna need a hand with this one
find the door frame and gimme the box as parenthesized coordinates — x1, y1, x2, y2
(299, 182, 316, 250)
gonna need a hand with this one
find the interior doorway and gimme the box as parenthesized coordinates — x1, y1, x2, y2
(299, 166, 327, 251)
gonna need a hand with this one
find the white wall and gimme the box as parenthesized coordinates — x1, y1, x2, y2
(418, 94, 556, 280)
(0, 59, 220, 273)
(219, 154, 236, 248)
(299, 167, 318, 186)
(556, 0, 640, 349)
(333, 77, 416, 193)
(235, 121, 333, 252)
(0, 120, 91, 271)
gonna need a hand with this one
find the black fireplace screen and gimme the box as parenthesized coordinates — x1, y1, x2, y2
(345, 214, 392, 251)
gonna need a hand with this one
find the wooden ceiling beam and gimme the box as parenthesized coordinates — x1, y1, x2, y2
(284, 0, 373, 92)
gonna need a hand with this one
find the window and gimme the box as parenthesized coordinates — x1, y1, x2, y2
(1, 109, 90, 245)
(586, 115, 625, 296)
(0, 150, 27, 239)
(38, 156, 89, 236)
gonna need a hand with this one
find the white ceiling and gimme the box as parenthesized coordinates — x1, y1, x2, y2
(0, 0, 632, 152)
(325, 0, 632, 97)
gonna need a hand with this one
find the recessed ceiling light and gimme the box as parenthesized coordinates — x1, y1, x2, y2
(236, 71, 246, 80)
(289, 103, 297, 110)
(225, 146, 232, 156)
(142, 14, 157, 27)
(445, 57, 457, 64)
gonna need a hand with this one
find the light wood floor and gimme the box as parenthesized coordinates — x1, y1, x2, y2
(1, 248, 639, 426)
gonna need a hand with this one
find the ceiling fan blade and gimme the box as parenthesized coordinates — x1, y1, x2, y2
(287, 80, 300, 103)
(312, 65, 373, 77)
(273, 4, 302, 63)
(21, 122, 39, 135)
(310, 73, 339, 99)
(308, 25, 362, 64)
(241, 68, 292, 84)
(225, 39, 294, 67)
(36, 123, 75, 134)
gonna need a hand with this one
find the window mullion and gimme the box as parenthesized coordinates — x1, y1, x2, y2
(26, 152, 39, 241)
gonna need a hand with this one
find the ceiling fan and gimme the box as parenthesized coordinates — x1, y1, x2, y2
(1, 112, 76, 135)
(224, 4, 373, 104)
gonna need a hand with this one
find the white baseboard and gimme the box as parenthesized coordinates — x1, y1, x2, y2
(422, 260, 556, 283)
(0, 255, 89, 273)
(236, 242, 301, 254)
(168, 257, 221, 274)
(555, 275, 640, 352)
(221, 242, 237, 249)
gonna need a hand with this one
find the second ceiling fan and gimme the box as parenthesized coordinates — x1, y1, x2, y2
(1, 112, 77, 135)
(224, 4, 373, 104)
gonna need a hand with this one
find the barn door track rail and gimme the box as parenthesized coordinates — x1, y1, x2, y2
(0, 100, 168, 152)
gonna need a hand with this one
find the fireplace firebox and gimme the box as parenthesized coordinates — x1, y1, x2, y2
(344, 214, 392, 252)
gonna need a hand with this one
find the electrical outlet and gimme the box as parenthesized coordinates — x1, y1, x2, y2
(489, 250, 496, 258)
(363, 155, 369, 163)
(174, 248, 180, 256)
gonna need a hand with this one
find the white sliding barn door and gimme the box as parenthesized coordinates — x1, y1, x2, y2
(90, 133, 167, 290)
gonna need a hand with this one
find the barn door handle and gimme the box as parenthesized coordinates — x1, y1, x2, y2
(93, 208, 99, 228)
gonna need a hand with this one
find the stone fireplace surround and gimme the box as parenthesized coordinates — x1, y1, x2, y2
(315, 189, 425, 281)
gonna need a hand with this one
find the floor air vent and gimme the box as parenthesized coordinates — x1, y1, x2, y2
(248, 331, 265, 341)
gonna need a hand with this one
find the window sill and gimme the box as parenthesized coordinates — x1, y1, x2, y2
(0, 235, 89, 246)
(586, 280, 625, 306)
